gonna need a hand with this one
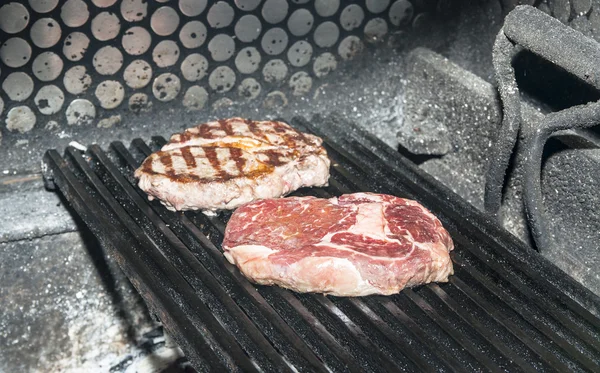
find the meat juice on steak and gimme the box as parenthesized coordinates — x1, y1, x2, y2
(223, 192, 454, 296)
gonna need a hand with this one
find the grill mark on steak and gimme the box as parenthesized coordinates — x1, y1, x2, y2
(203, 147, 229, 179)
(180, 146, 197, 169)
(245, 119, 260, 136)
(199, 124, 215, 139)
(219, 119, 234, 136)
(159, 152, 175, 177)
(229, 147, 246, 173)
(260, 150, 286, 167)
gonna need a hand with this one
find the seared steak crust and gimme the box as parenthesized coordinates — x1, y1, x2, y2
(134, 118, 330, 212)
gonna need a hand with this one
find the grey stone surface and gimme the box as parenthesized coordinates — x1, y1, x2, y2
(0, 231, 158, 372)
(402, 47, 600, 296)
(0, 174, 78, 243)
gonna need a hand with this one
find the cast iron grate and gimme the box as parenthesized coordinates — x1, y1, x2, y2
(42, 114, 600, 372)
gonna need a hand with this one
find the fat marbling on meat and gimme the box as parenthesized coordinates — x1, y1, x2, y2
(223, 192, 454, 296)
(134, 118, 330, 212)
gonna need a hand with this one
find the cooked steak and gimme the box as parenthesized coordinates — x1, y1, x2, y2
(222, 192, 454, 296)
(134, 118, 330, 212)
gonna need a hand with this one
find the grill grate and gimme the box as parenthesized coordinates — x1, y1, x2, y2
(42, 114, 600, 372)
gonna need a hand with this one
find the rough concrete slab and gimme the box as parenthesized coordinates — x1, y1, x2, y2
(0, 231, 158, 372)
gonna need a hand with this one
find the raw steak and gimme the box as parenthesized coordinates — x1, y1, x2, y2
(222, 192, 454, 296)
(134, 118, 330, 212)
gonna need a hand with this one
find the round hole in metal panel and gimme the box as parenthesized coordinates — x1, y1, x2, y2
(389, 0, 414, 26)
(0, 2, 30, 34)
(92, 12, 121, 41)
(181, 53, 209, 82)
(207, 1, 235, 29)
(179, 0, 207, 17)
(93, 0, 117, 8)
(208, 34, 235, 62)
(340, 4, 364, 31)
(263, 90, 288, 108)
(262, 59, 287, 84)
(261, 28, 288, 55)
(122, 26, 152, 55)
(235, 15, 262, 43)
(238, 78, 261, 100)
(6, 106, 36, 133)
(315, 0, 340, 17)
(179, 20, 208, 49)
(30, 18, 62, 48)
(338, 35, 364, 60)
(63, 32, 90, 61)
(262, 0, 289, 24)
(93, 46, 124, 75)
(289, 71, 312, 96)
(123, 59, 152, 89)
(153, 40, 180, 68)
(121, 0, 148, 22)
(66, 99, 96, 126)
(61, 0, 89, 28)
(313, 52, 337, 77)
(287, 9, 313, 37)
(2, 72, 34, 102)
(235, 0, 261, 11)
(153, 73, 181, 102)
(129, 93, 151, 113)
(313, 21, 339, 48)
(29, 0, 59, 14)
(235, 47, 262, 74)
(366, 0, 390, 14)
(287, 40, 312, 67)
(208, 66, 236, 93)
(35, 85, 64, 115)
(364, 18, 388, 43)
(95, 80, 125, 109)
(0, 38, 32, 68)
(151, 6, 180, 36)
(183, 85, 209, 111)
(32, 52, 63, 82)
(63, 66, 92, 94)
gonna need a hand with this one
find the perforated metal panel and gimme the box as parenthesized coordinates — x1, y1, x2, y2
(0, 0, 417, 134)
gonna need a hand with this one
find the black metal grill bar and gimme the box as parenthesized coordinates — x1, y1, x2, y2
(132, 137, 392, 373)
(40, 114, 600, 372)
(347, 136, 600, 348)
(300, 116, 600, 330)
(109, 140, 334, 372)
(293, 117, 600, 371)
(451, 259, 600, 367)
(372, 297, 477, 372)
(329, 141, 597, 371)
(84, 145, 303, 372)
(343, 125, 600, 328)
(138, 136, 435, 372)
(43, 150, 232, 371)
(64, 146, 267, 372)
(192, 186, 417, 372)
(307, 170, 530, 372)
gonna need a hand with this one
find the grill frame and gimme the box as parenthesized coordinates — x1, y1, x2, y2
(42, 114, 600, 372)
